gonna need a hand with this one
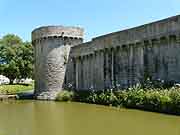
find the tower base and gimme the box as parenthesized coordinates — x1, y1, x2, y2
(35, 91, 59, 100)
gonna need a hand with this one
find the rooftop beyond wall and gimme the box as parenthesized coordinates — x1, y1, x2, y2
(71, 15, 180, 57)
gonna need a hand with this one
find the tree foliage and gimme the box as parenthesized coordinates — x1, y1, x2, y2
(0, 34, 34, 84)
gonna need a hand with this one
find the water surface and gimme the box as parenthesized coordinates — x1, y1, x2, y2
(0, 101, 179, 135)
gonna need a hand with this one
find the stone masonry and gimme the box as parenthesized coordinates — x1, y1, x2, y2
(32, 26, 83, 100)
(32, 15, 180, 100)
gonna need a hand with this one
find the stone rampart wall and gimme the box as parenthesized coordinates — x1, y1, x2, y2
(64, 15, 180, 90)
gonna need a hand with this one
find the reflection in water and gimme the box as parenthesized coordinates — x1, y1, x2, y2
(0, 101, 180, 135)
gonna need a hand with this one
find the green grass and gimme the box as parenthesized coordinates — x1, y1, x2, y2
(0, 83, 34, 94)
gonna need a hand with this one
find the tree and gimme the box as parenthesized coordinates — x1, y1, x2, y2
(1, 34, 22, 46)
(0, 34, 34, 84)
(17, 42, 34, 80)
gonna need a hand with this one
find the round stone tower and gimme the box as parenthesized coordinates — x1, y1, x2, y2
(32, 26, 84, 100)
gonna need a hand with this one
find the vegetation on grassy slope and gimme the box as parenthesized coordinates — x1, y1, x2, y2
(0, 83, 34, 94)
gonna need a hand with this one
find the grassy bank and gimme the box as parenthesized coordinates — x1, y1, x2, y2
(56, 87, 180, 115)
(0, 83, 34, 94)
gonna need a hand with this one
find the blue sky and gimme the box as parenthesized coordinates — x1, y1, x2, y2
(0, 0, 180, 42)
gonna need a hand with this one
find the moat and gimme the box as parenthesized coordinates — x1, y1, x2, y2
(0, 101, 179, 135)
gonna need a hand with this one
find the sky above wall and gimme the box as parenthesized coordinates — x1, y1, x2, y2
(0, 0, 180, 42)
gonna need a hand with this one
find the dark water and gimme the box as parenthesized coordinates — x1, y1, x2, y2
(0, 101, 179, 135)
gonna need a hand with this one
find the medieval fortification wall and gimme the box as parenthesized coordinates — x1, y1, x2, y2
(32, 15, 180, 100)
(32, 26, 83, 99)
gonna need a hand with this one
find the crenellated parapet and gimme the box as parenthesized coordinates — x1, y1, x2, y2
(32, 26, 84, 46)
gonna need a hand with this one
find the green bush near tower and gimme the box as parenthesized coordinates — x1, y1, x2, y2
(56, 87, 180, 115)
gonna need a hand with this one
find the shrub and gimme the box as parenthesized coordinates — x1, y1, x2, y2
(56, 90, 74, 101)
(97, 90, 118, 106)
(56, 87, 180, 115)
